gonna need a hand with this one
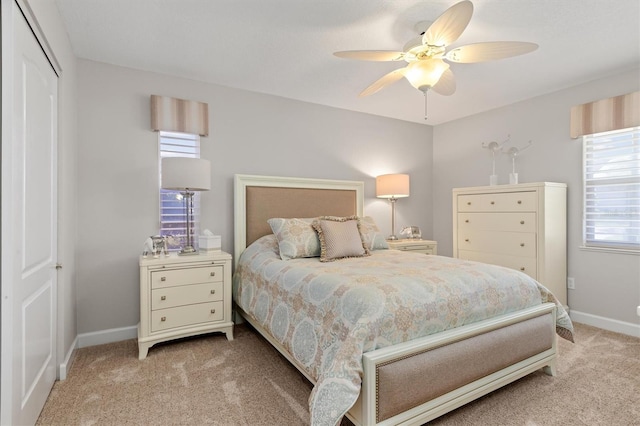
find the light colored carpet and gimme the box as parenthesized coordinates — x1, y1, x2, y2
(37, 322, 639, 425)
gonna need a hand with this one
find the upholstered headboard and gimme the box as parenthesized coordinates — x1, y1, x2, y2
(233, 174, 364, 263)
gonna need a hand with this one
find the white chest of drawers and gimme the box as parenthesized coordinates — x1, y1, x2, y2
(453, 182, 567, 307)
(137, 251, 233, 359)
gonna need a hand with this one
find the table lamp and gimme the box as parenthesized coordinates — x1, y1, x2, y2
(161, 157, 211, 255)
(376, 173, 410, 240)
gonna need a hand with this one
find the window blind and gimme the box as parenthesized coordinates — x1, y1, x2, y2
(583, 126, 640, 250)
(159, 131, 201, 250)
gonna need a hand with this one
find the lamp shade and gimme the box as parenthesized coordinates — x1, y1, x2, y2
(161, 157, 211, 191)
(376, 174, 410, 198)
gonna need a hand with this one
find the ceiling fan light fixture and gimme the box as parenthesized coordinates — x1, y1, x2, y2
(404, 60, 450, 92)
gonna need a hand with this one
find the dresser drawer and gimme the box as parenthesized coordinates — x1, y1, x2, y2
(457, 230, 537, 257)
(458, 250, 538, 280)
(151, 265, 222, 289)
(151, 281, 223, 310)
(457, 191, 537, 212)
(458, 212, 536, 233)
(151, 301, 224, 332)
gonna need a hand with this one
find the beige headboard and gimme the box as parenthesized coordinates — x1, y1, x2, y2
(234, 174, 364, 263)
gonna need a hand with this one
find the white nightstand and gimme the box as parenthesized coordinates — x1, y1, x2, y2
(137, 250, 233, 359)
(387, 239, 438, 255)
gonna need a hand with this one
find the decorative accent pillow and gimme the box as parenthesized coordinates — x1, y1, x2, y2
(312, 216, 370, 262)
(267, 217, 320, 260)
(359, 216, 389, 250)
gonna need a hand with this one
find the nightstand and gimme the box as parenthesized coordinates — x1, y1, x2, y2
(137, 250, 233, 359)
(387, 239, 438, 255)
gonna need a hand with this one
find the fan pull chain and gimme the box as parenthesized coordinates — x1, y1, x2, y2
(424, 91, 428, 121)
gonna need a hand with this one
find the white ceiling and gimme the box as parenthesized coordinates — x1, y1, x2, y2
(54, 0, 640, 125)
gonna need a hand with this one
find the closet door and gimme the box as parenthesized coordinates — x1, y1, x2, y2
(1, 2, 59, 424)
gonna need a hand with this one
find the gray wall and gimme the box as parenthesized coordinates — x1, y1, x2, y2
(433, 67, 640, 327)
(75, 59, 639, 336)
(76, 60, 433, 333)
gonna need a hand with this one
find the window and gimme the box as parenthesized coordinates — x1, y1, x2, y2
(583, 126, 640, 251)
(159, 131, 201, 251)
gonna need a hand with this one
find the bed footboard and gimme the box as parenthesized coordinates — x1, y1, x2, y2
(349, 303, 557, 426)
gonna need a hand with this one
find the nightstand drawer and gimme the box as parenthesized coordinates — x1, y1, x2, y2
(151, 281, 223, 310)
(151, 265, 222, 289)
(457, 191, 537, 212)
(392, 244, 435, 254)
(151, 301, 224, 332)
(387, 239, 437, 255)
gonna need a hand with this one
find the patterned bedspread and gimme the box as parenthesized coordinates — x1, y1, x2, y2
(233, 235, 574, 426)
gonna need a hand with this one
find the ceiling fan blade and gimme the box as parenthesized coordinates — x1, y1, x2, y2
(431, 69, 456, 96)
(423, 0, 474, 47)
(445, 41, 538, 63)
(334, 50, 405, 61)
(359, 67, 406, 97)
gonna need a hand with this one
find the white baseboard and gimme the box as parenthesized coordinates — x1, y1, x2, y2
(77, 325, 138, 348)
(57, 335, 78, 381)
(570, 310, 640, 338)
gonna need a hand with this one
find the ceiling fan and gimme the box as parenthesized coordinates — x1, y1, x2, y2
(334, 0, 538, 99)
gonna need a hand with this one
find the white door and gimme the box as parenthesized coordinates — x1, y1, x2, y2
(1, 3, 58, 425)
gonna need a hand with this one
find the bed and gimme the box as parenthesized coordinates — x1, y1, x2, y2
(232, 174, 573, 426)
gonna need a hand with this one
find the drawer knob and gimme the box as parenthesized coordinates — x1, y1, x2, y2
(520, 267, 525, 271)
(467, 202, 471, 205)
(520, 243, 525, 247)
(517, 200, 522, 204)
(160, 295, 166, 301)
(210, 289, 216, 294)
(160, 277, 166, 282)
(210, 309, 216, 314)
(210, 272, 216, 277)
(465, 219, 469, 223)
(465, 238, 470, 242)
(161, 316, 166, 322)
(490, 201, 495, 205)
(520, 220, 525, 225)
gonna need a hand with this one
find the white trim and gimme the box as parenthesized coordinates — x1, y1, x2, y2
(15, 0, 62, 76)
(578, 245, 640, 256)
(570, 310, 640, 337)
(57, 336, 78, 381)
(77, 325, 138, 348)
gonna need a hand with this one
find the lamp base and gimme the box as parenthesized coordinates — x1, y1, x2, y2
(178, 246, 198, 256)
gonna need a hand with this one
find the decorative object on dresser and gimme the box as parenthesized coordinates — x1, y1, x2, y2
(161, 157, 211, 255)
(481, 136, 508, 186)
(502, 139, 532, 185)
(387, 238, 438, 255)
(453, 182, 567, 306)
(137, 251, 233, 359)
(376, 173, 410, 240)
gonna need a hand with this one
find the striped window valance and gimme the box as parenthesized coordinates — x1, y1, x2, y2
(570, 91, 640, 139)
(150, 95, 209, 136)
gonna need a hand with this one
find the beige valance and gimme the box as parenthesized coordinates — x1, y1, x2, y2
(150, 95, 209, 136)
(570, 91, 640, 138)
